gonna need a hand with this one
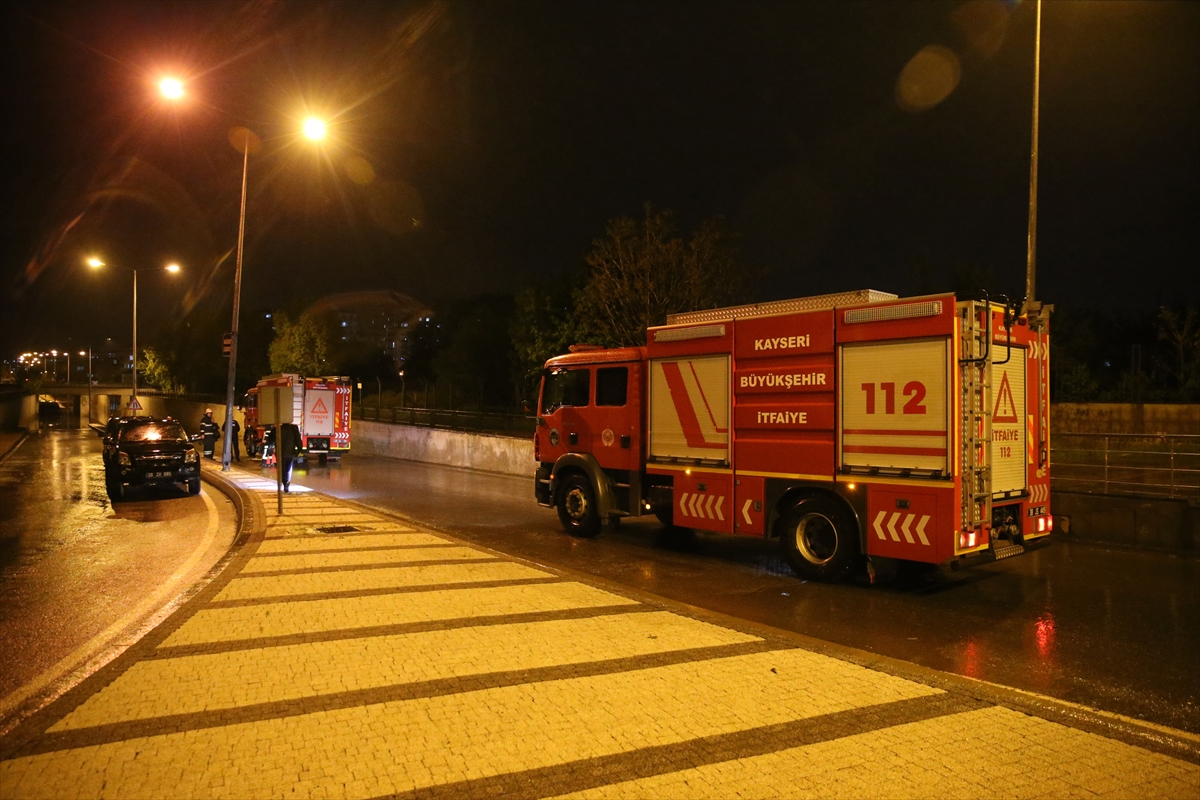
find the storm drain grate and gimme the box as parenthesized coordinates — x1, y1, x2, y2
(317, 525, 360, 534)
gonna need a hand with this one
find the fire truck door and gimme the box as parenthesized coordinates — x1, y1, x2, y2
(590, 365, 639, 471)
(539, 367, 592, 461)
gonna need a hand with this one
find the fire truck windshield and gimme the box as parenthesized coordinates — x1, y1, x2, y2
(541, 368, 590, 414)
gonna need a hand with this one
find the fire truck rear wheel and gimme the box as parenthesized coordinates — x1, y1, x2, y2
(556, 474, 601, 538)
(780, 497, 857, 582)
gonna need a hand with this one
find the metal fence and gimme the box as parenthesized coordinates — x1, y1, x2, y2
(355, 404, 536, 437)
(1051, 432, 1200, 501)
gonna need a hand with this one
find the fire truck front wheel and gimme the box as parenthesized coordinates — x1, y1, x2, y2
(556, 474, 601, 538)
(780, 497, 857, 582)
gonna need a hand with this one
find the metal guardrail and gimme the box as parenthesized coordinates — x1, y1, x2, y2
(1051, 432, 1200, 501)
(355, 404, 536, 437)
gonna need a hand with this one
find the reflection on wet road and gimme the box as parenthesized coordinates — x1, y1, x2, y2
(285, 453, 1200, 734)
(0, 431, 236, 716)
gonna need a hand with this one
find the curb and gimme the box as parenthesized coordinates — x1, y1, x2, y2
(0, 431, 28, 465)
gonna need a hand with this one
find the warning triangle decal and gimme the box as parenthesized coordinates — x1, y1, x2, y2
(993, 372, 1019, 423)
(312, 398, 328, 414)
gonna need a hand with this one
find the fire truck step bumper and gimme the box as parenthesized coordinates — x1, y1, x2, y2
(993, 543, 1026, 561)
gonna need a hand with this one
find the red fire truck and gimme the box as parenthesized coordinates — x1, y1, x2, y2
(533, 289, 1051, 582)
(245, 374, 353, 464)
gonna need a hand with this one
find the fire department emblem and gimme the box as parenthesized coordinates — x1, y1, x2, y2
(548, 428, 560, 447)
(602, 428, 615, 447)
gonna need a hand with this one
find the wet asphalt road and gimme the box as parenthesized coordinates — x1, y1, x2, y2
(0, 430, 236, 714)
(282, 453, 1200, 734)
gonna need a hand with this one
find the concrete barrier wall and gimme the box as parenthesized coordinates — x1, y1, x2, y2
(0, 394, 38, 430)
(352, 419, 533, 477)
(1052, 403, 1200, 435)
(1054, 491, 1199, 554)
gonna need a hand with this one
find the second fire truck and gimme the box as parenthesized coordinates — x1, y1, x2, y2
(244, 374, 353, 464)
(534, 289, 1051, 582)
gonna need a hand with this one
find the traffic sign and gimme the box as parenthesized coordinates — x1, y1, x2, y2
(127, 398, 142, 411)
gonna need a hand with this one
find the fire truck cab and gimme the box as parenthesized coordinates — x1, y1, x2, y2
(534, 289, 1051, 582)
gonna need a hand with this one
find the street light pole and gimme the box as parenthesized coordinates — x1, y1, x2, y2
(1024, 0, 1044, 320)
(81, 349, 92, 424)
(221, 136, 251, 472)
(86, 258, 180, 415)
(132, 267, 138, 404)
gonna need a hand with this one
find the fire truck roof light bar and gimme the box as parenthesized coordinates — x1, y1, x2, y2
(843, 300, 943, 325)
(667, 289, 898, 325)
(653, 324, 726, 343)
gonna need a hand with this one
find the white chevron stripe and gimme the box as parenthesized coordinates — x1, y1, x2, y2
(714, 495, 725, 521)
(887, 512, 901, 542)
(705, 494, 716, 519)
(900, 515, 914, 544)
(742, 499, 753, 525)
(679, 492, 689, 515)
(873, 511, 887, 540)
(915, 515, 930, 546)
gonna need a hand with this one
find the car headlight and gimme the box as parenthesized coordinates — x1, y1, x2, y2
(185, 450, 199, 464)
(119, 452, 132, 466)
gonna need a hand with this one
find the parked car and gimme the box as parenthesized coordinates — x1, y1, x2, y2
(101, 417, 201, 500)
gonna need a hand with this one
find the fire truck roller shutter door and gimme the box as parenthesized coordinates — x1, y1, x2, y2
(990, 346, 1028, 495)
(839, 339, 950, 474)
(648, 354, 730, 464)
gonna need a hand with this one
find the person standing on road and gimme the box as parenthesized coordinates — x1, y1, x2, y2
(199, 410, 220, 460)
(278, 422, 302, 492)
(223, 416, 241, 461)
(244, 423, 258, 458)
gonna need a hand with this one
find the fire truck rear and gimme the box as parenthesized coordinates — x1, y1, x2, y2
(245, 374, 353, 464)
(533, 289, 1051, 582)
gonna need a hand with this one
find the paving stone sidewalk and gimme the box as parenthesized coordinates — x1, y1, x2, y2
(2, 469, 1198, 799)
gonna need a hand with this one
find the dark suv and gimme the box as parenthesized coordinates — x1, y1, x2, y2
(102, 417, 201, 500)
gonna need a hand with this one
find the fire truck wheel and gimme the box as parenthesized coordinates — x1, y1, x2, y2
(780, 497, 857, 582)
(654, 507, 673, 527)
(556, 474, 601, 538)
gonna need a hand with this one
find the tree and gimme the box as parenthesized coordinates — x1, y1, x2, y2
(575, 204, 755, 347)
(1155, 306, 1200, 399)
(268, 310, 333, 375)
(138, 346, 181, 394)
(510, 280, 587, 392)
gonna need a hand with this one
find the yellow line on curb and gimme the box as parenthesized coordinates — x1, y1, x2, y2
(0, 484, 223, 719)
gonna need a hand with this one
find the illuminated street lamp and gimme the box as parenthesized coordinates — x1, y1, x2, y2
(87, 258, 181, 413)
(303, 117, 326, 141)
(159, 77, 184, 100)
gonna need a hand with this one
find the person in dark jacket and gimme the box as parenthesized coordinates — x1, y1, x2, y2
(278, 422, 303, 492)
(244, 424, 259, 458)
(223, 416, 241, 461)
(199, 409, 220, 459)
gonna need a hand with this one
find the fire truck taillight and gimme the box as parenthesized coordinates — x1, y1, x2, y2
(1037, 516, 1047, 533)
(959, 531, 978, 549)
(1048, 516, 1054, 532)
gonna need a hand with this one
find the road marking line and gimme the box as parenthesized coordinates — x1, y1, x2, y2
(0, 485, 223, 719)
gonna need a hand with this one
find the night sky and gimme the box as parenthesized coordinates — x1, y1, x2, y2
(2, 0, 1197, 356)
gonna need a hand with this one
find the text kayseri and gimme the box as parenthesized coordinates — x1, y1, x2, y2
(754, 335, 811, 351)
(756, 410, 809, 425)
(739, 372, 828, 389)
